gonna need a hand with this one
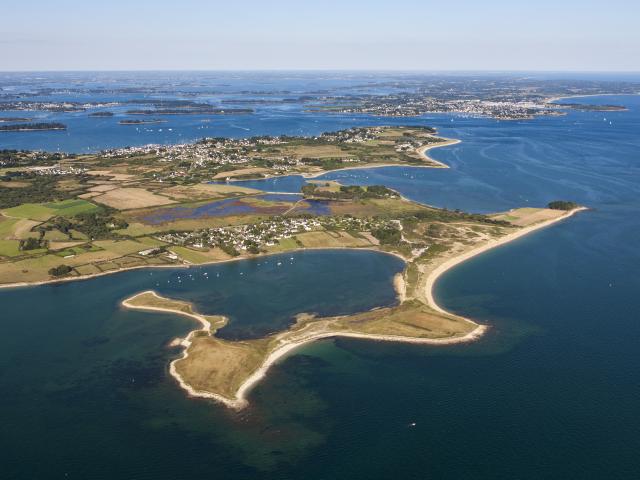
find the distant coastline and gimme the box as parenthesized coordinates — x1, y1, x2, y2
(119, 119, 168, 125)
(0, 122, 66, 132)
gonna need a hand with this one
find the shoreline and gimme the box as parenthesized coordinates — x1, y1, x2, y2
(219, 133, 459, 183)
(300, 137, 457, 177)
(229, 324, 488, 410)
(122, 289, 488, 410)
(545, 93, 639, 105)
(414, 137, 460, 168)
(0, 132, 458, 292)
(424, 207, 587, 315)
(0, 246, 407, 291)
(119, 207, 585, 410)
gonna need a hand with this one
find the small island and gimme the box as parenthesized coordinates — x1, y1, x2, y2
(0, 122, 67, 132)
(89, 111, 114, 117)
(119, 119, 168, 125)
(0, 117, 32, 123)
(549, 102, 627, 112)
(125, 108, 253, 115)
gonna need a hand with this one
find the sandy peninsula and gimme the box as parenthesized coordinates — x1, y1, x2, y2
(120, 206, 584, 410)
(298, 136, 458, 179)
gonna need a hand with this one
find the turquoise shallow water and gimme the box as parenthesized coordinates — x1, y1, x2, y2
(1, 72, 640, 478)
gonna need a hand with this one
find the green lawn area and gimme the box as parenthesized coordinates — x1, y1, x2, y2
(3, 199, 99, 221)
(44, 229, 72, 241)
(276, 238, 298, 250)
(114, 222, 160, 236)
(69, 229, 89, 240)
(0, 217, 19, 237)
(52, 244, 99, 257)
(0, 241, 47, 258)
(52, 249, 78, 258)
(3, 204, 57, 221)
(169, 246, 210, 264)
(93, 239, 148, 256)
(136, 236, 168, 247)
(45, 199, 100, 216)
(0, 240, 21, 257)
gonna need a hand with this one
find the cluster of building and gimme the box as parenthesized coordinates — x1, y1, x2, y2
(103, 136, 287, 169)
(330, 97, 563, 120)
(318, 127, 383, 143)
(155, 215, 393, 252)
(156, 217, 321, 252)
(394, 135, 443, 153)
(0, 101, 117, 112)
(26, 164, 87, 176)
(102, 130, 384, 182)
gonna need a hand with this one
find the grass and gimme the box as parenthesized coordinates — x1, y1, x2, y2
(175, 336, 269, 398)
(3, 199, 98, 221)
(136, 236, 168, 247)
(51, 244, 100, 257)
(275, 237, 299, 250)
(93, 187, 176, 210)
(169, 246, 231, 264)
(44, 229, 72, 241)
(162, 183, 260, 201)
(328, 198, 424, 218)
(0, 217, 19, 238)
(335, 301, 474, 338)
(491, 207, 565, 227)
(74, 264, 102, 276)
(296, 231, 371, 248)
(69, 229, 89, 240)
(53, 249, 79, 258)
(0, 240, 21, 257)
(45, 199, 99, 216)
(93, 239, 150, 256)
(0, 254, 70, 284)
(114, 222, 160, 236)
(169, 246, 211, 264)
(124, 288, 476, 406)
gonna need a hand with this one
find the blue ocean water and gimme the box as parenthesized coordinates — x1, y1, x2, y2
(1, 73, 640, 478)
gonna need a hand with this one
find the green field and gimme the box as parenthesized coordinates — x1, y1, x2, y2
(0, 240, 21, 257)
(0, 240, 47, 258)
(275, 238, 299, 250)
(0, 217, 19, 237)
(53, 244, 102, 257)
(135, 236, 168, 247)
(3, 199, 99, 221)
(44, 229, 72, 241)
(169, 246, 211, 264)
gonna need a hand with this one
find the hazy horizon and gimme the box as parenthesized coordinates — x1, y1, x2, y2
(2, 0, 638, 71)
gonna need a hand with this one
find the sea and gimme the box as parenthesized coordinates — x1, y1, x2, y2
(1, 72, 639, 479)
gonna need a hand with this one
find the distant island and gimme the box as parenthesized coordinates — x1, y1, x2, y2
(119, 119, 167, 125)
(0, 122, 66, 132)
(550, 103, 627, 111)
(125, 108, 253, 115)
(89, 111, 114, 117)
(0, 117, 32, 123)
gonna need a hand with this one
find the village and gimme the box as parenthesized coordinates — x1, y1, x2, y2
(97, 126, 441, 182)
(323, 96, 568, 120)
(155, 214, 393, 254)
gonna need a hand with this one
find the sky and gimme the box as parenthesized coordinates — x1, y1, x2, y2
(1, 0, 639, 71)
